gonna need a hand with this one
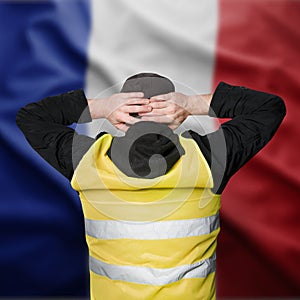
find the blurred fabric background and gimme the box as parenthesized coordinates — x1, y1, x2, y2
(0, 0, 299, 298)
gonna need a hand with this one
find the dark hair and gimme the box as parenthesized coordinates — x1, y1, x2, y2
(111, 74, 183, 178)
(126, 72, 165, 81)
(121, 72, 175, 100)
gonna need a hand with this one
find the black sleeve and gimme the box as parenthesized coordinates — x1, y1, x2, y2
(186, 82, 286, 194)
(16, 89, 95, 180)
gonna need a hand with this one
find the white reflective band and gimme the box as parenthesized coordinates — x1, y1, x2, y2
(90, 253, 216, 285)
(85, 213, 219, 240)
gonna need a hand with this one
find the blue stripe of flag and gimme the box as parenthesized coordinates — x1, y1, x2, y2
(0, 1, 91, 296)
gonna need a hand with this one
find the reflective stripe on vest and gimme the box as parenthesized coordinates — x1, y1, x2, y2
(85, 213, 219, 240)
(89, 253, 216, 285)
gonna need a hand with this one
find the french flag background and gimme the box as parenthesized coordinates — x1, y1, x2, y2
(1, 0, 299, 298)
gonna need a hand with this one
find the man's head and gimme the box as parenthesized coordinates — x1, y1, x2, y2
(120, 72, 175, 99)
(110, 72, 184, 179)
(121, 73, 175, 118)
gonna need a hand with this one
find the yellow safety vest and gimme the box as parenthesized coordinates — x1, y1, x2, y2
(71, 134, 221, 300)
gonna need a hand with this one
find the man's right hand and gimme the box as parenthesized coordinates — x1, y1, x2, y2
(88, 92, 152, 132)
(139, 92, 213, 130)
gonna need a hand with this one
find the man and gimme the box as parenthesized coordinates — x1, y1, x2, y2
(16, 73, 285, 299)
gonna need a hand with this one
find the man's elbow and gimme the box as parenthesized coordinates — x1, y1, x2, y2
(16, 99, 39, 127)
(272, 95, 286, 122)
(16, 107, 26, 130)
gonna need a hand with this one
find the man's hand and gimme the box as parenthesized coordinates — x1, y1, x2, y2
(139, 92, 212, 129)
(88, 92, 152, 132)
(138, 93, 190, 129)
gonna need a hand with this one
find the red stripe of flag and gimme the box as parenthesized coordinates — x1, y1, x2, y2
(214, 0, 300, 297)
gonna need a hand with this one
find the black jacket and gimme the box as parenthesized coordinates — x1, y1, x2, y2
(16, 82, 286, 194)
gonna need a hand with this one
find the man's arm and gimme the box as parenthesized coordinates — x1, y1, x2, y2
(139, 92, 212, 128)
(16, 90, 95, 180)
(16, 90, 151, 180)
(141, 82, 286, 194)
(189, 82, 286, 194)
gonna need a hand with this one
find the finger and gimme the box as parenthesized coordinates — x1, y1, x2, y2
(150, 93, 171, 101)
(126, 98, 150, 105)
(122, 105, 152, 114)
(138, 108, 169, 116)
(149, 101, 168, 109)
(113, 111, 142, 124)
(140, 105, 180, 116)
(124, 115, 143, 125)
(122, 92, 144, 98)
